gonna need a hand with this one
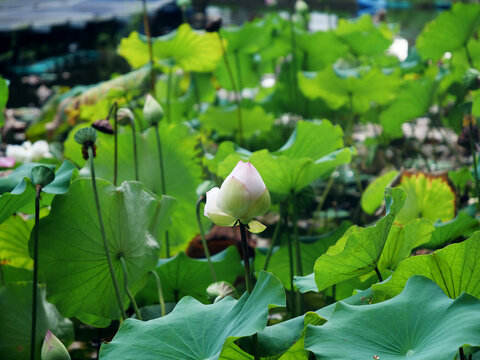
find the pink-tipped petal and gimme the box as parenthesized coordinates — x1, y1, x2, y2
(228, 161, 266, 200)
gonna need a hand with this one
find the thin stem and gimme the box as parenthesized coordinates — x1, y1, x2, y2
(233, 50, 244, 95)
(283, 212, 296, 317)
(0, 262, 4, 286)
(468, 121, 480, 212)
(288, 0, 300, 113)
(263, 203, 284, 271)
(239, 222, 253, 293)
(459, 347, 465, 360)
(119, 256, 142, 320)
(290, 191, 303, 316)
(308, 175, 334, 235)
(191, 72, 201, 117)
(465, 44, 474, 68)
(218, 32, 244, 147)
(149, 270, 166, 317)
(196, 197, 217, 281)
(153, 124, 169, 257)
(374, 267, 383, 282)
(166, 68, 173, 124)
(30, 186, 41, 360)
(130, 119, 139, 181)
(142, 0, 155, 92)
(88, 147, 127, 321)
(112, 102, 118, 186)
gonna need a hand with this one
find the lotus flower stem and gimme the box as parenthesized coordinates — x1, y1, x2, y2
(233, 50, 244, 95)
(263, 203, 285, 271)
(130, 119, 139, 181)
(119, 256, 142, 320)
(149, 270, 166, 317)
(374, 267, 383, 283)
(218, 32, 244, 147)
(153, 124, 170, 257)
(239, 222, 253, 293)
(288, 0, 300, 113)
(283, 211, 296, 317)
(112, 102, 119, 186)
(142, 0, 155, 92)
(30, 186, 42, 360)
(166, 68, 173, 124)
(88, 147, 127, 321)
(459, 347, 466, 360)
(290, 191, 304, 316)
(468, 122, 480, 212)
(308, 175, 334, 235)
(196, 196, 217, 282)
(465, 45, 474, 68)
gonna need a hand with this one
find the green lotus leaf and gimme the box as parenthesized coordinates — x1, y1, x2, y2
(0, 180, 35, 225)
(306, 276, 480, 360)
(36, 179, 174, 327)
(64, 123, 202, 253)
(220, 18, 272, 54)
(0, 282, 74, 360)
(299, 67, 401, 113)
(361, 170, 399, 215)
(0, 215, 33, 269)
(0, 163, 55, 194)
(99, 271, 285, 360)
(199, 105, 275, 138)
(297, 30, 349, 71)
(215, 52, 260, 91)
(312, 188, 406, 292)
(217, 121, 353, 195)
(380, 78, 435, 138)
(137, 247, 243, 304)
(119, 25, 222, 72)
(427, 210, 479, 249)
(256, 222, 351, 290)
(378, 219, 435, 272)
(395, 172, 456, 225)
(416, 2, 480, 60)
(335, 14, 393, 57)
(373, 232, 480, 301)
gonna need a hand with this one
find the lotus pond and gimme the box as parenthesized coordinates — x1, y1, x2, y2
(1, 1, 480, 360)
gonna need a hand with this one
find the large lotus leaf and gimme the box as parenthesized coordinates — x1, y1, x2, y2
(0, 282, 74, 360)
(0, 180, 35, 225)
(335, 15, 393, 57)
(255, 222, 350, 290)
(299, 67, 401, 113)
(361, 170, 399, 215)
(416, 3, 480, 60)
(220, 19, 272, 54)
(138, 247, 243, 304)
(380, 78, 435, 138)
(99, 271, 286, 360)
(0, 215, 33, 269)
(307, 276, 480, 360)
(64, 123, 201, 252)
(217, 120, 353, 195)
(427, 211, 479, 249)
(373, 232, 480, 301)
(395, 172, 455, 225)
(36, 179, 173, 327)
(0, 163, 54, 194)
(297, 31, 349, 71)
(378, 219, 434, 272)
(313, 188, 406, 292)
(119, 25, 222, 72)
(199, 105, 274, 138)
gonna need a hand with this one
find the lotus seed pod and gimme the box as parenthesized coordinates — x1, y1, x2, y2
(91, 119, 114, 134)
(74, 127, 97, 145)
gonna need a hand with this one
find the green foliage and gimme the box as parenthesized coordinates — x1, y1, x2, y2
(0, 283, 74, 360)
(313, 188, 405, 292)
(138, 247, 243, 304)
(100, 271, 285, 359)
(0, 215, 33, 269)
(0, 75, 8, 127)
(306, 276, 480, 360)
(361, 170, 399, 214)
(35, 179, 174, 326)
(416, 2, 480, 60)
(374, 232, 480, 301)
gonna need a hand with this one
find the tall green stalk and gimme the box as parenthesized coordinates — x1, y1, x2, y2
(149, 270, 166, 316)
(263, 203, 284, 271)
(119, 256, 142, 320)
(283, 212, 296, 317)
(288, 0, 300, 113)
(166, 68, 173, 124)
(153, 124, 170, 257)
(468, 120, 480, 212)
(196, 197, 217, 281)
(130, 119, 139, 181)
(112, 103, 118, 186)
(290, 191, 303, 316)
(142, 0, 155, 92)
(88, 147, 127, 321)
(30, 186, 41, 360)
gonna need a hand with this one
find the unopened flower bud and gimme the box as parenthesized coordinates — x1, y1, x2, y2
(117, 108, 135, 126)
(41, 330, 71, 360)
(206, 17, 222, 33)
(295, 0, 309, 14)
(143, 94, 164, 126)
(31, 165, 55, 188)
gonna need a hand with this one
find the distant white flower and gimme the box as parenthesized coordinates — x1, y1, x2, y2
(6, 140, 52, 163)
